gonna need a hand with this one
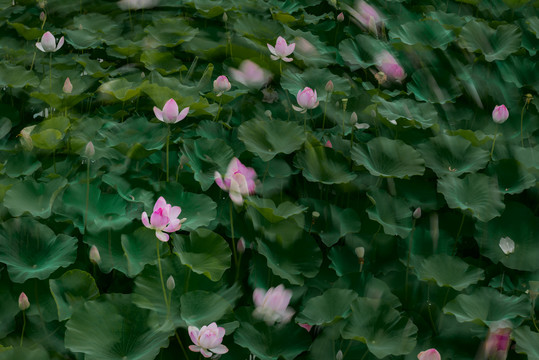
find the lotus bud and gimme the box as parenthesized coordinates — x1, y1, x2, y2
(325, 80, 334, 92)
(63, 77, 73, 94)
(413, 207, 421, 219)
(85, 141, 95, 158)
(40, 11, 46, 22)
(237, 237, 246, 254)
(166, 275, 175, 290)
(222, 12, 228, 22)
(375, 71, 387, 85)
(355, 247, 365, 272)
(350, 112, 358, 124)
(18, 292, 30, 311)
(492, 105, 509, 124)
(336, 350, 343, 360)
(89, 245, 101, 264)
(264, 110, 273, 119)
(499, 236, 515, 255)
(529, 281, 539, 302)
(325, 140, 333, 148)
(337, 12, 344, 22)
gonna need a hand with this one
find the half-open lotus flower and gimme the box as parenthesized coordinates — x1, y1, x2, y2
(417, 349, 441, 360)
(36, 31, 64, 52)
(292, 87, 319, 113)
(253, 284, 295, 325)
(214, 158, 257, 205)
(375, 51, 406, 81)
(153, 99, 189, 124)
(356, 1, 381, 32)
(141, 196, 184, 242)
(188, 323, 228, 358)
(267, 36, 295, 62)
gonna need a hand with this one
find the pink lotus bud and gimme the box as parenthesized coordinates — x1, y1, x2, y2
(337, 12, 344, 22)
(325, 80, 334, 92)
(325, 140, 333, 148)
(299, 323, 313, 332)
(492, 105, 509, 124)
(63, 77, 73, 94)
(375, 51, 406, 81)
(237, 237, 246, 254)
(18, 292, 30, 311)
(292, 87, 319, 113)
(267, 36, 295, 62)
(40, 11, 46, 22)
(418, 349, 441, 360)
(213, 75, 231, 95)
(188, 323, 228, 357)
(166, 275, 175, 290)
(413, 207, 421, 219)
(85, 141, 95, 158)
(89, 245, 101, 264)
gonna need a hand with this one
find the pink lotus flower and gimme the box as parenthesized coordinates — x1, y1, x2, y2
(63, 77, 73, 94)
(229, 60, 270, 89)
(214, 158, 257, 206)
(36, 31, 64, 52)
(418, 349, 441, 360)
(337, 12, 345, 22)
(356, 1, 381, 33)
(267, 36, 295, 62)
(292, 87, 319, 113)
(153, 99, 189, 124)
(18, 292, 30, 311)
(376, 51, 406, 81)
(484, 325, 511, 359)
(253, 284, 295, 325)
(299, 323, 313, 332)
(492, 105, 509, 124)
(141, 196, 184, 242)
(188, 322, 228, 358)
(213, 75, 231, 96)
(325, 140, 333, 148)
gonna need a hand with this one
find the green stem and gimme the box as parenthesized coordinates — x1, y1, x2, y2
(229, 202, 238, 276)
(322, 93, 329, 130)
(405, 218, 417, 305)
(53, 149, 56, 173)
(184, 267, 191, 293)
(174, 331, 190, 360)
(490, 124, 498, 159)
(214, 97, 223, 122)
(304, 113, 307, 132)
(20, 310, 26, 347)
(452, 213, 466, 256)
(521, 103, 526, 147)
(156, 240, 170, 315)
(279, 60, 282, 76)
(166, 125, 170, 182)
(49, 52, 52, 91)
(84, 158, 90, 231)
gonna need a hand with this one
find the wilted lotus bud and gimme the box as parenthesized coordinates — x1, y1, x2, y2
(89, 245, 101, 264)
(85, 141, 95, 158)
(374, 71, 387, 85)
(350, 112, 358, 124)
(237, 237, 246, 254)
(222, 12, 228, 22)
(499, 236, 515, 255)
(337, 12, 344, 22)
(166, 275, 175, 290)
(40, 11, 46, 22)
(336, 350, 343, 360)
(19, 292, 30, 311)
(325, 140, 333, 148)
(63, 77, 73, 94)
(325, 80, 334, 92)
(19, 125, 35, 151)
(413, 207, 421, 219)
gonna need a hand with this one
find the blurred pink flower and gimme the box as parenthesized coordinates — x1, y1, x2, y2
(267, 36, 295, 62)
(188, 323, 228, 358)
(237, 237, 246, 254)
(325, 140, 333, 148)
(229, 60, 270, 89)
(63, 77, 73, 94)
(213, 75, 231, 96)
(292, 87, 319, 113)
(299, 323, 313, 332)
(141, 197, 184, 242)
(215, 158, 257, 206)
(337, 12, 345, 22)
(18, 292, 30, 311)
(376, 51, 406, 81)
(492, 105, 509, 124)
(36, 31, 64, 52)
(356, 1, 381, 33)
(253, 284, 295, 325)
(417, 349, 441, 360)
(118, 0, 159, 10)
(484, 326, 511, 360)
(325, 80, 334, 92)
(153, 99, 189, 124)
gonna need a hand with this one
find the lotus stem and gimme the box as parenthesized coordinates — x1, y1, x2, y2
(156, 240, 170, 315)
(229, 202, 238, 279)
(49, 52, 52, 91)
(404, 218, 417, 305)
(19, 310, 26, 347)
(322, 93, 329, 130)
(490, 124, 498, 160)
(452, 212, 466, 256)
(166, 124, 170, 182)
(214, 97, 223, 122)
(175, 330, 190, 360)
(84, 157, 90, 230)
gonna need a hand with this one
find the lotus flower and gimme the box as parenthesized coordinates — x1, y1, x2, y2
(141, 197, 185, 242)
(214, 158, 257, 205)
(492, 105, 509, 124)
(375, 51, 406, 81)
(36, 31, 64, 52)
(483, 323, 511, 360)
(417, 349, 441, 360)
(213, 75, 231, 96)
(337, 12, 345, 22)
(292, 87, 319, 113)
(18, 292, 30, 311)
(229, 60, 270, 89)
(89, 245, 101, 264)
(267, 36, 295, 62)
(188, 323, 228, 358)
(253, 284, 295, 325)
(299, 323, 313, 332)
(117, 0, 159, 10)
(499, 236, 515, 255)
(356, 1, 381, 33)
(153, 99, 189, 124)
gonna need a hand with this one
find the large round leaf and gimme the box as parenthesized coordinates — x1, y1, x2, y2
(0, 346, 49, 360)
(180, 290, 233, 328)
(375, 96, 438, 129)
(341, 298, 418, 359)
(238, 119, 306, 162)
(437, 173, 505, 222)
(296, 289, 358, 326)
(281, 67, 350, 98)
(514, 326, 539, 360)
(49, 270, 99, 321)
(418, 134, 490, 177)
(413, 254, 484, 291)
(0, 218, 77, 283)
(366, 190, 413, 238)
(0, 277, 19, 338)
(443, 287, 529, 326)
(459, 21, 521, 61)
(407, 67, 462, 103)
(294, 144, 357, 184)
(487, 159, 536, 195)
(65, 294, 173, 360)
(352, 137, 425, 178)
(391, 19, 456, 49)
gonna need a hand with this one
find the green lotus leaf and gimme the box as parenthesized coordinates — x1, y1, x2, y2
(352, 137, 425, 178)
(145, 17, 198, 47)
(174, 228, 231, 281)
(83, 228, 133, 276)
(4, 152, 41, 178)
(31, 92, 88, 110)
(189, 0, 232, 18)
(375, 96, 438, 129)
(247, 197, 307, 223)
(294, 144, 357, 184)
(296, 289, 358, 326)
(459, 21, 521, 61)
(180, 290, 233, 328)
(339, 35, 384, 70)
(366, 189, 413, 238)
(328, 246, 362, 276)
(497, 56, 539, 89)
(513, 145, 539, 170)
(0, 346, 49, 360)
(0, 277, 19, 338)
(246, 203, 305, 244)
(98, 78, 145, 102)
(256, 234, 322, 286)
(437, 173, 505, 222)
(443, 287, 529, 326)
(0, 63, 39, 88)
(487, 159, 536, 195)
(4, 177, 67, 218)
(121, 227, 162, 277)
(414, 254, 484, 291)
(514, 326, 539, 360)
(418, 134, 490, 177)
(49, 269, 99, 321)
(474, 202, 539, 271)
(233, 14, 282, 40)
(8, 22, 43, 40)
(341, 298, 418, 359)
(140, 50, 186, 75)
(300, 198, 361, 247)
(0, 218, 77, 283)
(65, 28, 103, 49)
(65, 294, 173, 360)
(238, 119, 306, 162)
(390, 19, 456, 49)
(31, 129, 63, 150)
(234, 308, 311, 360)
(407, 67, 462, 103)
(281, 67, 350, 98)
